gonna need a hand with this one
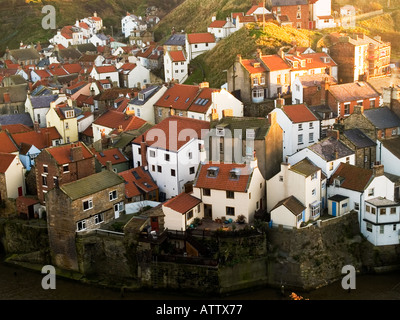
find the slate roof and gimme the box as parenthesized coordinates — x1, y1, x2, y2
(343, 128, 376, 148)
(163, 192, 201, 214)
(290, 158, 320, 177)
(129, 85, 161, 106)
(328, 194, 349, 202)
(164, 34, 186, 46)
(0, 113, 33, 127)
(329, 162, 373, 192)
(194, 162, 253, 193)
(60, 170, 125, 201)
(271, 195, 306, 215)
(363, 107, 400, 129)
(30, 94, 58, 109)
(9, 48, 40, 61)
(58, 48, 82, 60)
(308, 136, 354, 161)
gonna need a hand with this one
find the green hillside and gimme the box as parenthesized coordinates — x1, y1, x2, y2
(0, 0, 183, 53)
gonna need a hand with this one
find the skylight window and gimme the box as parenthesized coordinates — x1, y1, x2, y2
(207, 167, 219, 177)
(174, 96, 179, 101)
(229, 168, 241, 180)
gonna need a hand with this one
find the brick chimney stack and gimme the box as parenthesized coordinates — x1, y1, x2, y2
(140, 135, 148, 168)
(106, 160, 113, 172)
(373, 162, 384, 177)
(70, 145, 83, 162)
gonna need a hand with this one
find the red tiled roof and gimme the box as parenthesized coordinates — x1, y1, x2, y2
(168, 50, 186, 62)
(119, 167, 158, 198)
(155, 84, 200, 111)
(188, 87, 219, 113)
(260, 54, 291, 71)
(209, 20, 227, 28)
(133, 116, 210, 152)
(285, 52, 337, 71)
(232, 12, 244, 19)
(194, 162, 252, 192)
(0, 132, 18, 153)
(187, 33, 215, 44)
(91, 16, 102, 21)
(79, 22, 90, 29)
(94, 110, 146, 131)
(46, 141, 94, 165)
(246, 4, 263, 15)
(0, 152, 16, 173)
(16, 196, 39, 207)
(95, 148, 128, 166)
(82, 125, 93, 137)
(329, 162, 373, 192)
(282, 104, 318, 123)
(238, 15, 256, 23)
(95, 65, 117, 74)
(34, 70, 51, 79)
(163, 192, 201, 214)
(119, 63, 136, 72)
(11, 127, 61, 150)
(0, 124, 32, 134)
(63, 63, 82, 74)
(241, 58, 267, 74)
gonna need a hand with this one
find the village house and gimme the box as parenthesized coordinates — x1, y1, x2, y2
(0, 152, 26, 201)
(0, 85, 28, 114)
(153, 83, 243, 123)
(91, 110, 148, 143)
(328, 33, 391, 83)
(267, 158, 326, 227)
(287, 134, 355, 179)
(185, 33, 216, 62)
(328, 162, 399, 246)
(25, 94, 58, 128)
(326, 81, 381, 119)
(118, 166, 159, 203)
(94, 147, 130, 173)
(34, 141, 96, 204)
(46, 101, 81, 143)
(291, 73, 337, 105)
(162, 192, 202, 231)
(163, 33, 186, 54)
(131, 116, 210, 201)
(3, 48, 41, 66)
(192, 159, 265, 224)
(121, 12, 147, 38)
(118, 62, 150, 89)
(16, 196, 41, 220)
(46, 169, 125, 271)
(207, 17, 236, 41)
(90, 65, 120, 87)
(271, 0, 312, 29)
(270, 101, 320, 159)
(126, 85, 167, 124)
(163, 50, 188, 84)
(208, 114, 283, 180)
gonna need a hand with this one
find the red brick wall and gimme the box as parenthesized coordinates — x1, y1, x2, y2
(273, 5, 311, 29)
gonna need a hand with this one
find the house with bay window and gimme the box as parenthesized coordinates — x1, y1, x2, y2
(327, 162, 399, 246)
(267, 158, 325, 228)
(46, 169, 125, 271)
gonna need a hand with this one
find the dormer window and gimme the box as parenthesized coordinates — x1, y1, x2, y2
(138, 93, 145, 101)
(334, 176, 345, 187)
(229, 168, 240, 180)
(216, 127, 225, 136)
(207, 167, 219, 177)
(65, 110, 74, 118)
(301, 60, 306, 67)
(293, 61, 298, 68)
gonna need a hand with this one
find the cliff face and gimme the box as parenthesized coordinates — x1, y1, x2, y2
(266, 211, 400, 290)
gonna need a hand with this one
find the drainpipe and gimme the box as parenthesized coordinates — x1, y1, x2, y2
(359, 192, 363, 231)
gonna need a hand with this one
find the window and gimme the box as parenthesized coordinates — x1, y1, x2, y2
(346, 157, 350, 164)
(391, 207, 396, 214)
(151, 165, 155, 172)
(150, 150, 155, 157)
(253, 77, 258, 86)
(226, 191, 234, 199)
(158, 108, 162, 117)
(186, 209, 194, 221)
(277, 75, 281, 84)
(77, 220, 86, 231)
(189, 167, 195, 174)
(371, 207, 376, 215)
(279, 175, 284, 182)
(355, 202, 360, 211)
(63, 164, 69, 173)
(368, 188, 374, 196)
(298, 123, 303, 131)
(171, 169, 176, 177)
(380, 225, 384, 234)
(226, 206, 235, 216)
(65, 122, 69, 129)
(311, 203, 320, 217)
(136, 108, 141, 117)
(364, 155, 368, 163)
(43, 165, 48, 173)
(380, 208, 386, 215)
(366, 222, 372, 232)
(109, 190, 117, 201)
(296, 13, 301, 19)
(157, 166, 162, 173)
(94, 213, 104, 224)
(366, 205, 370, 213)
(260, 77, 265, 85)
(165, 154, 170, 162)
(344, 103, 350, 115)
(329, 162, 334, 171)
(252, 88, 264, 99)
(42, 175, 47, 187)
(297, 213, 303, 222)
(83, 199, 93, 211)
(188, 152, 192, 159)
(297, 5, 301, 11)
(298, 134, 303, 144)
(370, 99, 375, 108)
(312, 188, 316, 196)
(311, 172, 317, 180)
(309, 122, 314, 129)
(309, 132, 314, 142)
(203, 188, 211, 196)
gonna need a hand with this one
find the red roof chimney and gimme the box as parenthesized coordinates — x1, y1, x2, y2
(141, 135, 148, 168)
(3, 91, 10, 103)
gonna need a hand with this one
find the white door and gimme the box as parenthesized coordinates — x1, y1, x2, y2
(114, 203, 120, 219)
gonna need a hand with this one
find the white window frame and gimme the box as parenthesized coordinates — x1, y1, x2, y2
(77, 219, 86, 232)
(83, 198, 93, 211)
(109, 190, 117, 201)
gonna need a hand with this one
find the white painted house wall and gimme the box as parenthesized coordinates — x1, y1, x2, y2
(163, 52, 188, 84)
(376, 140, 400, 176)
(5, 155, 25, 199)
(163, 203, 203, 231)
